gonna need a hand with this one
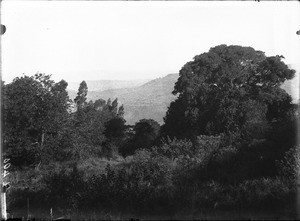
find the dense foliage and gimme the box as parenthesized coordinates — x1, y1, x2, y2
(162, 45, 295, 140)
(120, 119, 160, 156)
(3, 45, 299, 219)
(3, 74, 71, 167)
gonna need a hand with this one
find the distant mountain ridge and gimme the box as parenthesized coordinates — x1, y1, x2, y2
(68, 69, 299, 125)
(68, 74, 179, 125)
(281, 63, 299, 103)
(67, 79, 150, 91)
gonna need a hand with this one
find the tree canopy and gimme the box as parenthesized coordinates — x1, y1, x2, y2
(162, 45, 295, 141)
(74, 80, 88, 110)
(3, 73, 71, 166)
(120, 119, 160, 156)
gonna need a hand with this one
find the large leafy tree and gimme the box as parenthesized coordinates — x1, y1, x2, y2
(121, 119, 160, 156)
(162, 45, 295, 141)
(3, 73, 71, 167)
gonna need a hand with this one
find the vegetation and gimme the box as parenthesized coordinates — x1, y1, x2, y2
(3, 45, 299, 219)
(68, 73, 179, 125)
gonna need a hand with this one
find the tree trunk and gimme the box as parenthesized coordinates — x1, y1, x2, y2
(41, 131, 45, 146)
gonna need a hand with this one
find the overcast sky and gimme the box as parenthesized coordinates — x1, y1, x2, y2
(1, 1, 300, 83)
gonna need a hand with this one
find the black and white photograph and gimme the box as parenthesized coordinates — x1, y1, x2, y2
(1, 1, 300, 220)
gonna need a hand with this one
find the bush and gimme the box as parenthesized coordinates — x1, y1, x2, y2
(43, 164, 86, 210)
(152, 137, 193, 160)
(236, 177, 290, 208)
(277, 146, 300, 187)
(84, 149, 175, 213)
(120, 119, 160, 157)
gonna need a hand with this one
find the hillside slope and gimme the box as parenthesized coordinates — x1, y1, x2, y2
(89, 74, 179, 125)
(67, 79, 149, 91)
(68, 74, 179, 125)
(281, 79, 299, 103)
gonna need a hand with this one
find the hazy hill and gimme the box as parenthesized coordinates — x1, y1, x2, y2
(68, 74, 179, 125)
(281, 63, 299, 103)
(67, 79, 149, 91)
(281, 79, 299, 103)
(90, 74, 179, 125)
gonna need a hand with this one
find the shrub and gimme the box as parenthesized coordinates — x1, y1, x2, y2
(152, 137, 193, 160)
(236, 177, 290, 208)
(43, 164, 86, 210)
(277, 146, 300, 187)
(85, 149, 175, 212)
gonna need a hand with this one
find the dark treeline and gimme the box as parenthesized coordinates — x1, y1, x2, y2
(3, 45, 299, 219)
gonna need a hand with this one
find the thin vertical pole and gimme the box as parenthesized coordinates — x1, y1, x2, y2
(1, 193, 6, 220)
(50, 208, 53, 221)
(296, 29, 300, 220)
(0, 22, 6, 220)
(27, 198, 29, 220)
